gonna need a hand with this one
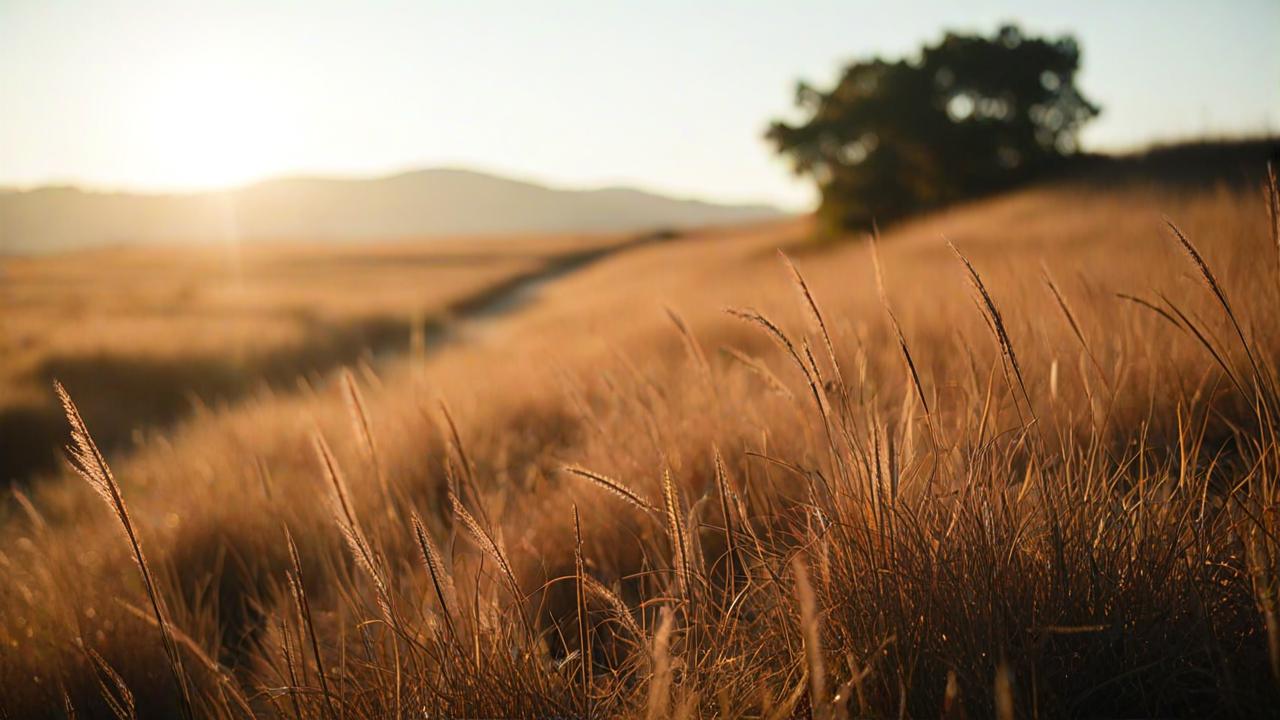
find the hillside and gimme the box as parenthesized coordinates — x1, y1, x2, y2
(3, 145, 1279, 717)
(0, 169, 782, 253)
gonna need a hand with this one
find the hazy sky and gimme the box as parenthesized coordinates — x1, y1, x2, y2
(2, 1, 1277, 208)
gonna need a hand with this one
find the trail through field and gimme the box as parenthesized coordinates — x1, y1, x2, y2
(376, 228, 680, 359)
(1, 229, 680, 485)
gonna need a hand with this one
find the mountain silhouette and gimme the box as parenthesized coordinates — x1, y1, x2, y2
(0, 168, 783, 253)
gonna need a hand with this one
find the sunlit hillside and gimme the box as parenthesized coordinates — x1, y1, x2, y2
(3, 145, 1278, 717)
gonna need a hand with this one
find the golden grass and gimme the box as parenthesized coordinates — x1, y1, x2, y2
(2, 155, 1279, 717)
(0, 232, 629, 482)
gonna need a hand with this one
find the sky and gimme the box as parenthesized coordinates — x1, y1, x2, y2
(1, 0, 1277, 209)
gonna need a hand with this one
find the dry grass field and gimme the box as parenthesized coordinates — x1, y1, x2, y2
(2, 145, 1279, 718)
(0, 232, 634, 482)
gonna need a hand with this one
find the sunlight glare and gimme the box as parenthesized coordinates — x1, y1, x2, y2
(127, 54, 295, 190)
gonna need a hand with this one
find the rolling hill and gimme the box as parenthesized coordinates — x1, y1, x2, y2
(0, 168, 783, 253)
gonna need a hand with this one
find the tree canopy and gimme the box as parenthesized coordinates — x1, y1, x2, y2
(768, 24, 1100, 233)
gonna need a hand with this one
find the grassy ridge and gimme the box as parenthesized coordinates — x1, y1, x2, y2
(2, 150, 1278, 717)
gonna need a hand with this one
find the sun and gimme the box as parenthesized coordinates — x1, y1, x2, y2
(126, 55, 296, 190)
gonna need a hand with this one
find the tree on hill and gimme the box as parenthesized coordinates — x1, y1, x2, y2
(768, 24, 1100, 234)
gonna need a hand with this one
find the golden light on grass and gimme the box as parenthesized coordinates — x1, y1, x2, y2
(2, 153, 1278, 717)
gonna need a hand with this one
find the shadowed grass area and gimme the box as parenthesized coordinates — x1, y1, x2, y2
(2, 313, 412, 480)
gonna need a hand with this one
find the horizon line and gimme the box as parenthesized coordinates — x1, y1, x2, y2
(0, 162, 801, 212)
(4, 130, 1274, 212)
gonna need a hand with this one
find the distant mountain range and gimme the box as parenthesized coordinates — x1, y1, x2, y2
(0, 169, 783, 254)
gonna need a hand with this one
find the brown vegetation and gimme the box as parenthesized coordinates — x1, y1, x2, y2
(0, 232, 629, 481)
(2, 150, 1278, 717)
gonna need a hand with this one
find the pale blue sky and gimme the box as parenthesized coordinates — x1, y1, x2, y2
(2, 0, 1276, 208)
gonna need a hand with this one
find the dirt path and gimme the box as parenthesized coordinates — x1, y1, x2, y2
(380, 228, 680, 357)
